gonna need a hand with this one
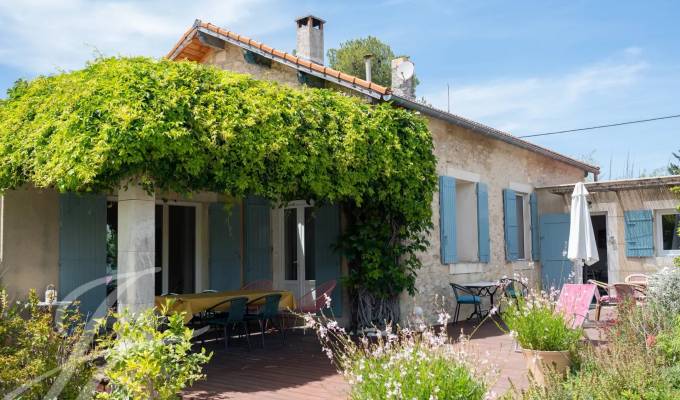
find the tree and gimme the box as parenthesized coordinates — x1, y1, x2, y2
(327, 36, 416, 88)
(669, 150, 680, 175)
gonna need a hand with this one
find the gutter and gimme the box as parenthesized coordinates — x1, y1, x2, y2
(390, 95, 600, 175)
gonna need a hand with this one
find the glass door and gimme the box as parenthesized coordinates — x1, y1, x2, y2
(281, 205, 316, 299)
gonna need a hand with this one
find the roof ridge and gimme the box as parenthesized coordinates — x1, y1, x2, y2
(166, 20, 390, 96)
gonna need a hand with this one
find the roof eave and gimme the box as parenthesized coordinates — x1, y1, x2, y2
(182, 25, 390, 100)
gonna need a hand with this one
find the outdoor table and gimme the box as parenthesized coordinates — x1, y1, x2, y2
(154, 289, 296, 324)
(463, 281, 500, 318)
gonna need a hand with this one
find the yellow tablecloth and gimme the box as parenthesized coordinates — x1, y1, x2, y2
(155, 290, 296, 323)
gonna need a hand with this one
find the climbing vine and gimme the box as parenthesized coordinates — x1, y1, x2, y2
(0, 57, 437, 325)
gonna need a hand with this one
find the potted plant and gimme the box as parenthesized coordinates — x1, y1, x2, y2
(499, 289, 582, 385)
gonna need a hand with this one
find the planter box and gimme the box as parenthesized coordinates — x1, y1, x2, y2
(522, 349, 571, 386)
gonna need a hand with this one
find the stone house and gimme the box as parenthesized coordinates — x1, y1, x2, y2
(2, 15, 613, 323)
(537, 176, 680, 287)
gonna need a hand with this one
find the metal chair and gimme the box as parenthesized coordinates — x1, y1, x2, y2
(499, 278, 528, 300)
(203, 296, 251, 350)
(245, 293, 285, 348)
(450, 283, 482, 322)
(240, 280, 274, 291)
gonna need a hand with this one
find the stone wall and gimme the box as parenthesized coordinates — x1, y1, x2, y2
(0, 186, 60, 302)
(399, 117, 586, 323)
(202, 44, 303, 89)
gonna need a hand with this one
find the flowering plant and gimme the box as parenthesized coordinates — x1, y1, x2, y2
(302, 296, 495, 400)
(500, 286, 582, 352)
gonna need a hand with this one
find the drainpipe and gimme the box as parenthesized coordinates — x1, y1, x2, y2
(364, 54, 373, 82)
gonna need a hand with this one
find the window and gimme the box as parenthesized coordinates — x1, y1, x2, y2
(515, 194, 526, 259)
(440, 174, 490, 264)
(657, 210, 680, 256)
(503, 188, 532, 261)
(455, 179, 478, 262)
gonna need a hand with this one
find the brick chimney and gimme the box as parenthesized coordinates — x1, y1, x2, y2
(295, 15, 325, 65)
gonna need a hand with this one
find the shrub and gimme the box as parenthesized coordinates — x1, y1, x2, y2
(0, 289, 95, 399)
(302, 301, 494, 400)
(513, 303, 680, 399)
(656, 315, 680, 364)
(647, 267, 680, 316)
(95, 305, 211, 400)
(500, 289, 582, 352)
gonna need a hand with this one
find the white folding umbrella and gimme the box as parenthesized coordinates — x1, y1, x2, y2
(567, 182, 599, 283)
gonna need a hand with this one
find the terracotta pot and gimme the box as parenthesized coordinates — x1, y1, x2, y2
(521, 348, 571, 386)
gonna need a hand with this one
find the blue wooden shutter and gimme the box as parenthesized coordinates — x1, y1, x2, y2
(529, 192, 540, 261)
(625, 210, 654, 257)
(244, 196, 272, 283)
(503, 189, 519, 261)
(439, 176, 457, 264)
(209, 202, 242, 291)
(314, 204, 343, 316)
(59, 193, 107, 319)
(476, 183, 490, 263)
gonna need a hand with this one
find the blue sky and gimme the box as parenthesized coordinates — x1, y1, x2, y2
(1, 0, 678, 177)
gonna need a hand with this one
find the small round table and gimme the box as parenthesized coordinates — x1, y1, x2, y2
(463, 281, 500, 319)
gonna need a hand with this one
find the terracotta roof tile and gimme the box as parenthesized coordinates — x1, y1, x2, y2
(166, 20, 391, 97)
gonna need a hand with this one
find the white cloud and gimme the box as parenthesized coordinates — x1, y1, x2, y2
(422, 49, 648, 134)
(0, 0, 286, 74)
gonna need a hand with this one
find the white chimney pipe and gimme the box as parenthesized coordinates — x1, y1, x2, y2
(364, 54, 373, 82)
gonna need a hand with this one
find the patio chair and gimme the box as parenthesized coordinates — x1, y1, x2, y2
(240, 280, 274, 291)
(624, 274, 649, 286)
(612, 283, 645, 303)
(499, 278, 528, 301)
(556, 284, 597, 328)
(450, 283, 482, 322)
(588, 279, 616, 321)
(285, 280, 337, 334)
(245, 293, 285, 348)
(203, 296, 251, 350)
(296, 280, 337, 314)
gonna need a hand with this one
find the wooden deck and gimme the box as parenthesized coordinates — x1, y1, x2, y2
(183, 317, 529, 399)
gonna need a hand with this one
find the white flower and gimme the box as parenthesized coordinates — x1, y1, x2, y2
(323, 293, 332, 308)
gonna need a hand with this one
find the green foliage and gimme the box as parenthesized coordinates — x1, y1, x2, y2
(500, 291, 582, 352)
(0, 56, 437, 299)
(656, 315, 680, 364)
(514, 303, 680, 400)
(0, 289, 95, 399)
(95, 305, 211, 400)
(648, 266, 680, 315)
(327, 36, 416, 88)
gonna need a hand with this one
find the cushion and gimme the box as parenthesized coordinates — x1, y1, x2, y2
(456, 295, 481, 304)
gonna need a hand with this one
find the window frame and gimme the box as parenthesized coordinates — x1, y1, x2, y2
(655, 209, 680, 257)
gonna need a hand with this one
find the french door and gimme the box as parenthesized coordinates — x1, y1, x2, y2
(277, 202, 316, 299)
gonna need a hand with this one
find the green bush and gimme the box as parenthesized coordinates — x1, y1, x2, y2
(500, 291, 582, 352)
(656, 315, 680, 364)
(95, 305, 211, 400)
(0, 289, 95, 399)
(513, 303, 680, 399)
(647, 267, 680, 316)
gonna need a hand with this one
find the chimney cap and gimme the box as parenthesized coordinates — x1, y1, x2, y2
(295, 15, 326, 26)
